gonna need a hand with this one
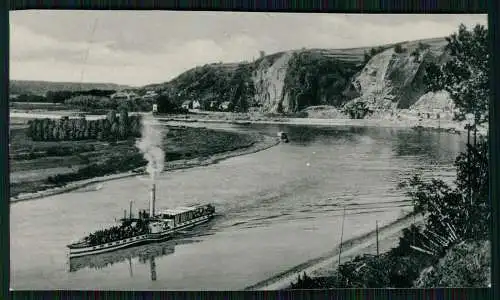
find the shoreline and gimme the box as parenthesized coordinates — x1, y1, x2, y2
(10, 110, 486, 135)
(156, 115, 486, 136)
(245, 212, 424, 290)
(10, 131, 279, 203)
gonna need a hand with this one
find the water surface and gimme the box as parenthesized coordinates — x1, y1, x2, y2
(10, 124, 465, 290)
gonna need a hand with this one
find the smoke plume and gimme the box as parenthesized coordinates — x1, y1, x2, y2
(136, 114, 165, 180)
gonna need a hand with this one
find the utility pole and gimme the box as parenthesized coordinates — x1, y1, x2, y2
(338, 207, 347, 266)
(466, 123, 471, 146)
(474, 123, 478, 146)
(466, 123, 473, 205)
(129, 200, 133, 219)
(376, 221, 380, 256)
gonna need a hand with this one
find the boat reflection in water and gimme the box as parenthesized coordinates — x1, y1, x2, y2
(68, 238, 201, 281)
(69, 219, 217, 281)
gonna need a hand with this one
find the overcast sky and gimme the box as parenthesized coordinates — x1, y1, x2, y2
(10, 11, 487, 86)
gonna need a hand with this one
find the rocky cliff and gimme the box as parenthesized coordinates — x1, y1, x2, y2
(345, 38, 450, 110)
(142, 37, 452, 115)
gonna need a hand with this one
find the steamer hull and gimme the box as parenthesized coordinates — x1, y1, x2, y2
(67, 208, 214, 258)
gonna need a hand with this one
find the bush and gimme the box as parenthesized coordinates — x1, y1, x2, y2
(342, 101, 372, 119)
(364, 47, 386, 63)
(415, 240, 490, 287)
(394, 43, 406, 53)
(156, 95, 188, 114)
(401, 138, 489, 243)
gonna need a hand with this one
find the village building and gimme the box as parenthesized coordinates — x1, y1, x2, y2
(192, 100, 201, 110)
(142, 90, 158, 100)
(219, 101, 231, 111)
(181, 100, 192, 110)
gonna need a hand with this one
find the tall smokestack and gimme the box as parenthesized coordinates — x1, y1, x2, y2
(150, 183, 156, 217)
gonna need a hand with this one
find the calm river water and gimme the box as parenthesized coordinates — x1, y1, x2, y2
(10, 123, 465, 290)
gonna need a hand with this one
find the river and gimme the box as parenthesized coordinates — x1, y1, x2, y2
(10, 123, 465, 290)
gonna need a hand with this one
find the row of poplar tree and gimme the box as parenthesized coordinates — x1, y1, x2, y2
(27, 109, 142, 141)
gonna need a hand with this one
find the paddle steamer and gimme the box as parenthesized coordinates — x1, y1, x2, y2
(67, 183, 215, 258)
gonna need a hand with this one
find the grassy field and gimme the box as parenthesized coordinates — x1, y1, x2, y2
(9, 119, 256, 198)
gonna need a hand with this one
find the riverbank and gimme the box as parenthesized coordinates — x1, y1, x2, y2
(245, 213, 424, 290)
(155, 111, 488, 136)
(10, 109, 488, 136)
(10, 131, 278, 203)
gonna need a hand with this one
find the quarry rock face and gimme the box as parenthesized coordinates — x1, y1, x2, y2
(345, 39, 449, 111)
(251, 52, 293, 113)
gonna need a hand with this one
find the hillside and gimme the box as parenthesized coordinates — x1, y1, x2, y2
(10, 80, 132, 96)
(142, 37, 451, 114)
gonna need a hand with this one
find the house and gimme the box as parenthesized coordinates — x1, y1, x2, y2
(142, 90, 158, 100)
(181, 100, 192, 109)
(152, 104, 158, 113)
(192, 100, 201, 110)
(219, 101, 231, 111)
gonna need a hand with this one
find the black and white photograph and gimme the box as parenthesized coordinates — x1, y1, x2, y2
(9, 11, 491, 290)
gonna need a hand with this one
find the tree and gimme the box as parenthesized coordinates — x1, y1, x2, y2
(129, 116, 141, 137)
(423, 24, 488, 124)
(107, 110, 117, 125)
(364, 51, 371, 63)
(102, 119, 111, 140)
(401, 137, 490, 254)
(61, 117, 69, 140)
(76, 117, 86, 140)
(342, 101, 372, 119)
(394, 43, 405, 53)
(53, 126, 60, 141)
(47, 120, 55, 140)
(229, 64, 254, 112)
(118, 108, 129, 139)
(78, 89, 116, 97)
(68, 119, 76, 140)
(46, 90, 74, 103)
(156, 94, 184, 113)
(110, 122, 119, 141)
(90, 120, 98, 139)
(96, 119, 104, 140)
(41, 119, 50, 140)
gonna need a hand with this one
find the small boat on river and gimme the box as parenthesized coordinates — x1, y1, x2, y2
(277, 131, 289, 143)
(67, 183, 215, 258)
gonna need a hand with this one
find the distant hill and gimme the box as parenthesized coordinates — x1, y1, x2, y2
(10, 80, 132, 96)
(139, 37, 449, 113)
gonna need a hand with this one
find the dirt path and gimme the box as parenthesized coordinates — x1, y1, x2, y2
(245, 213, 424, 290)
